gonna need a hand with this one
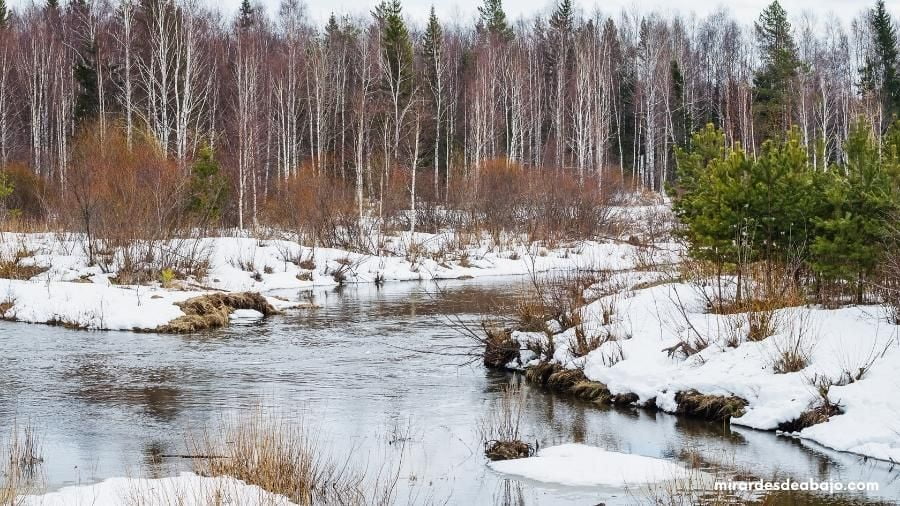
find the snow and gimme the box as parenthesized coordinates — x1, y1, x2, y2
(489, 443, 695, 487)
(0, 229, 674, 331)
(512, 274, 900, 464)
(21, 472, 294, 506)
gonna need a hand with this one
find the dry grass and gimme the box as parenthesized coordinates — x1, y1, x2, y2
(771, 311, 816, 374)
(480, 384, 534, 462)
(568, 325, 607, 358)
(674, 390, 748, 421)
(0, 245, 46, 281)
(481, 325, 520, 369)
(188, 408, 393, 506)
(157, 292, 279, 333)
(1, 421, 44, 504)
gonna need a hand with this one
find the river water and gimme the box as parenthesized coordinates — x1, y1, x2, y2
(0, 277, 897, 504)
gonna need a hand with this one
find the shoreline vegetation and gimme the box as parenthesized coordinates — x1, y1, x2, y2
(1, 0, 900, 500)
(475, 127, 900, 475)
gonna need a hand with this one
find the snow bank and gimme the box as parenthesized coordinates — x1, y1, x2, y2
(489, 443, 693, 487)
(514, 278, 900, 464)
(0, 231, 675, 331)
(21, 472, 294, 506)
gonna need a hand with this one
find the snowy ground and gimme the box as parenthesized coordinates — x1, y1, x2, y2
(20, 472, 293, 506)
(489, 443, 698, 488)
(509, 271, 900, 464)
(0, 221, 673, 330)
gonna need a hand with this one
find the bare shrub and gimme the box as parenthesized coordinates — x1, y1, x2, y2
(663, 286, 710, 359)
(771, 311, 816, 374)
(65, 124, 210, 285)
(262, 166, 390, 254)
(599, 340, 625, 367)
(482, 325, 520, 369)
(480, 384, 534, 461)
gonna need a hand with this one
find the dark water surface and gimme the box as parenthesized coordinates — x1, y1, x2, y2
(0, 277, 897, 504)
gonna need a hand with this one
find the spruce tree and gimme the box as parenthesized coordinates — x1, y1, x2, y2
(548, 0, 573, 33)
(862, 0, 900, 125)
(238, 0, 254, 29)
(325, 13, 340, 39)
(373, 0, 413, 101)
(71, 0, 99, 125)
(73, 46, 99, 124)
(477, 0, 513, 40)
(670, 60, 692, 151)
(188, 144, 228, 221)
(422, 7, 442, 93)
(0, 0, 9, 29)
(753, 1, 801, 137)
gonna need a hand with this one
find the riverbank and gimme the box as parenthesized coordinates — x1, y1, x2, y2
(495, 267, 900, 465)
(0, 217, 674, 330)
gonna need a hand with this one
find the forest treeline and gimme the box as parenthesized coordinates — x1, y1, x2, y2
(0, 0, 897, 231)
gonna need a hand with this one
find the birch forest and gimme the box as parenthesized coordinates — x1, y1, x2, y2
(0, 0, 896, 238)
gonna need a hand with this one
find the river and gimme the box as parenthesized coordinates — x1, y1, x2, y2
(0, 277, 897, 504)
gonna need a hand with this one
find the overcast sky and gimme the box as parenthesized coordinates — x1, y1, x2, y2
(248, 0, 895, 27)
(7, 0, 899, 27)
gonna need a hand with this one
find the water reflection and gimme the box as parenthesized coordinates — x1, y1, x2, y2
(0, 277, 896, 504)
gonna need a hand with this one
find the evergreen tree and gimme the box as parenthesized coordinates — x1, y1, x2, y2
(477, 0, 513, 40)
(753, 1, 801, 137)
(45, 0, 58, 11)
(0, 0, 9, 29)
(71, 0, 99, 124)
(73, 53, 99, 124)
(548, 0, 573, 33)
(188, 144, 228, 221)
(422, 6, 442, 96)
(238, 0, 254, 29)
(324, 13, 340, 39)
(673, 125, 816, 270)
(373, 0, 414, 101)
(672, 124, 748, 267)
(745, 127, 817, 264)
(812, 123, 899, 300)
(862, 0, 900, 126)
(670, 60, 692, 152)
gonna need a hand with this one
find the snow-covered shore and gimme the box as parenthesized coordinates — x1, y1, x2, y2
(0, 230, 670, 331)
(20, 472, 293, 506)
(508, 271, 900, 464)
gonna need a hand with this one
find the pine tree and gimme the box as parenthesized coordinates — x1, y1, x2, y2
(862, 0, 900, 126)
(753, 1, 801, 137)
(745, 127, 816, 265)
(478, 0, 513, 40)
(812, 123, 898, 300)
